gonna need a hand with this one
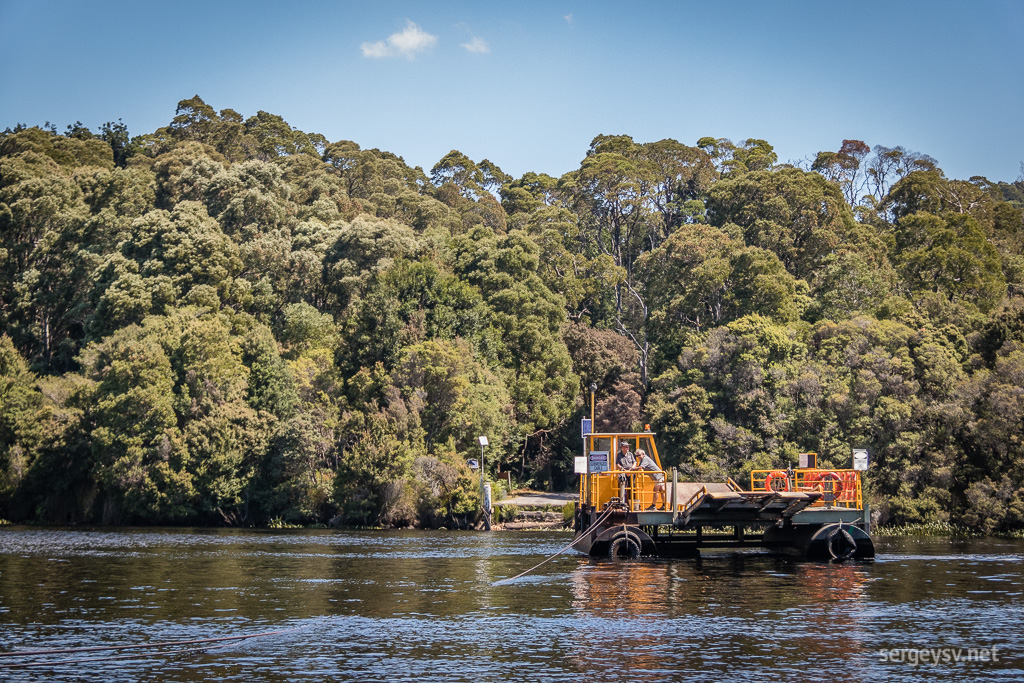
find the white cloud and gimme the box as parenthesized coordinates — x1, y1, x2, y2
(564, 13, 573, 24)
(361, 20, 437, 60)
(360, 41, 391, 59)
(461, 36, 490, 54)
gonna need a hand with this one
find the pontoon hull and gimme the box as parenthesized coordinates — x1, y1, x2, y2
(574, 504, 875, 561)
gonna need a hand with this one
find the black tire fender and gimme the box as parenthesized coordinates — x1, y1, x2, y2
(827, 525, 857, 561)
(608, 531, 642, 559)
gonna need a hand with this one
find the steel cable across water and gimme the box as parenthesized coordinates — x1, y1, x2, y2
(491, 505, 616, 585)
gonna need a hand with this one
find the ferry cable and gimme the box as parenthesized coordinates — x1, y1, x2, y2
(491, 506, 616, 585)
(0, 624, 312, 670)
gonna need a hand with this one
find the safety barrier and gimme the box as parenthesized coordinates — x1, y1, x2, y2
(750, 469, 862, 509)
(577, 467, 863, 513)
(578, 468, 669, 511)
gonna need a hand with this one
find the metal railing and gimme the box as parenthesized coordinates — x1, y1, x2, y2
(579, 468, 668, 511)
(680, 485, 707, 517)
(750, 469, 862, 509)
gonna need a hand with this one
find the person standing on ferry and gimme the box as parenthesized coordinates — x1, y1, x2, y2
(617, 441, 637, 506)
(636, 448, 666, 510)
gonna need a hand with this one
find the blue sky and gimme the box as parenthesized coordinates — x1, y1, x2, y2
(1, 0, 1022, 183)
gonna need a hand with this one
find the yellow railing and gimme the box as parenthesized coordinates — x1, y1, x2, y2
(578, 469, 668, 511)
(680, 485, 707, 516)
(579, 468, 863, 512)
(750, 469, 862, 509)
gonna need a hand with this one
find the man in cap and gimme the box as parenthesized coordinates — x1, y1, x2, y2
(636, 448, 666, 510)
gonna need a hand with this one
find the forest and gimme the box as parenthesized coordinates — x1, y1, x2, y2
(1, 96, 1023, 532)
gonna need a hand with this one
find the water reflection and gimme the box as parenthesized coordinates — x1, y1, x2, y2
(560, 554, 880, 678)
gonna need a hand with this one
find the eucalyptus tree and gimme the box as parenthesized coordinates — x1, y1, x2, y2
(500, 171, 560, 216)
(696, 137, 777, 175)
(812, 139, 870, 206)
(560, 135, 721, 385)
(560, 135, 657, 383)
(865, 145, 939, 205)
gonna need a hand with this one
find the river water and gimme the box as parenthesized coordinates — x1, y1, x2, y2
(0, 527, 1022, 682)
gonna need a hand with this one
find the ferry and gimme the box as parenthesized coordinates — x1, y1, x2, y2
(573, 430, 875, 561)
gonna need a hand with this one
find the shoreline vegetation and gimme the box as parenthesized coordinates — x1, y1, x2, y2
(1, 97, 1023, 533)
(874, 522, 1024, 539)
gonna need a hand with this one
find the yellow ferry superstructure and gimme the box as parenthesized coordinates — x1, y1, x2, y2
(574, 431, 875, 560)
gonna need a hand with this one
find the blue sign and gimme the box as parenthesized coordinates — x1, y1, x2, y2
(581, 419, 592, 437)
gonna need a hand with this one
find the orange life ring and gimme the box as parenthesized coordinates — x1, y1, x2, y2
(764, 471, 790, 492)
(839, 471, 858, 501)
(818, 471, 845, 497)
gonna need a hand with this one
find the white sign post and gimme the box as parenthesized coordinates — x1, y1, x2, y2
(853, 448, 869, 471)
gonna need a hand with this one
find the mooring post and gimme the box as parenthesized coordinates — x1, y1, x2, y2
(483, 482, 492, 531)
(478, 435, 490, 530)
(672, 468, 679, 525)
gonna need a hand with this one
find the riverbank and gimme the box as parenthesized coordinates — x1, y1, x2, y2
(874, 521, 1024, 538)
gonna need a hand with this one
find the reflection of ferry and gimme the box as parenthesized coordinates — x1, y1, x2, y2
(573, 430, 875, 561)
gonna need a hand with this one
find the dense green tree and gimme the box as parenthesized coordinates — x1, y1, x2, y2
(894, 211, 1005, 313)
(501, 171, 560, 216)
(0, 141, 101, 369)
(649, 315, 805, 480)
(254, 411, 336, 522)
(706, 167, 882, 283)
(332, 397, 418, 526)
(322, 141, 427, 220)
(431, 150, 486, 200)
(807, 250, 896, 321)
(513, 206, 622, 324)
(804, 317, 966, 523)
(75, 309, 276, 523)
(4, 99, 1024, 531)
(0, 336, 49, 516)
(88, 201, 243, 337)
(336, 256, 491, 378)
(243, 110, 327, 160)
(98, 119, 140, 167)
(205, 159, 295, 237)
(447, 228, 578, 436)
(391, 338, 513, 457)
(0, 126, 114, 170)
(322, 215, 423, 312)
(638, 223, 803, 370)
(80, 324, 183, 522)
(697, 137, 776, 175)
